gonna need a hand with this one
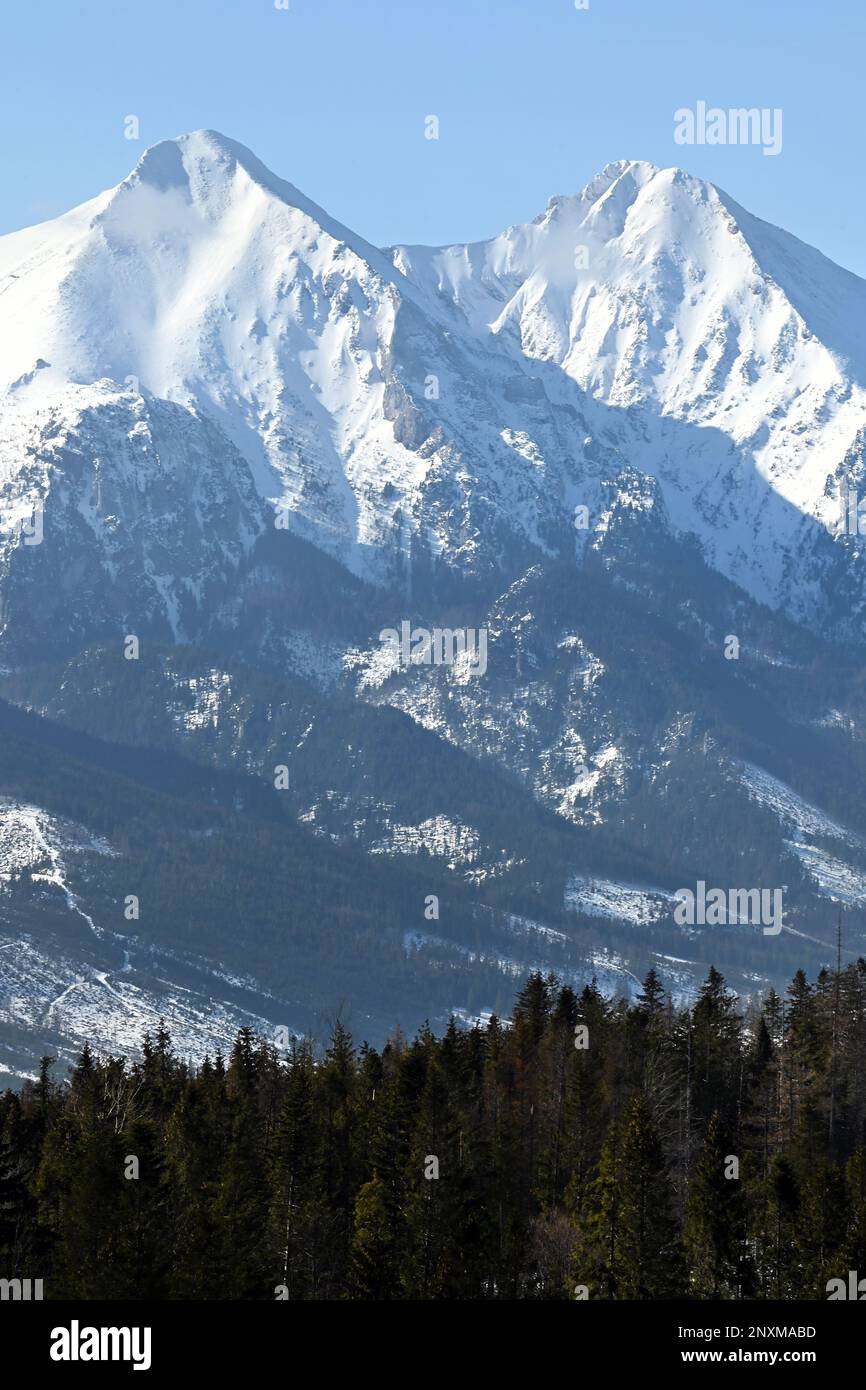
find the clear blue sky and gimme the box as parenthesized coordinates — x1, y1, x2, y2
(3, 0, 864, 272)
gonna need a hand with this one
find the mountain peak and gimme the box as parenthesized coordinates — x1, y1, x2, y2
(539, 160, 708, 233)
(110, 129, 392, 280)
(584, 157, 659, 191)
(575, 158, 713, 212)
(123, 129, 294, 203)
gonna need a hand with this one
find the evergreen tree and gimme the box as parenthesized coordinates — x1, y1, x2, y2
(683, 1112, 749, 1298)
(350, 1173, 397, 1299)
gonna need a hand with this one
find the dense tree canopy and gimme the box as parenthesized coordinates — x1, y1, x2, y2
(3, 961, 866, 1300)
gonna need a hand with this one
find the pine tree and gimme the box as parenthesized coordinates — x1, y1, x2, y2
(691, 967, 742, 1131)
(683, 1112, 749, 1298)
(269, 1040, 322, 1299)
(350, 1173, 397, 1299)
(580, 1094, 682, 1299)
(615, 1093, 683, 1298)
(211, 1028, 270, 1297)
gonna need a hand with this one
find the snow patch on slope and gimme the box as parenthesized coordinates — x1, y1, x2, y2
(737, 761, 860, 845)
(565, 874, 675, 925)
(0, 799, 115, 940)
(370, 814, 480, 863)
(785, 841, 866, 906)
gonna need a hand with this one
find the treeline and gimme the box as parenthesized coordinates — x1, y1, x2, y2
(3, 963, 866, 1300)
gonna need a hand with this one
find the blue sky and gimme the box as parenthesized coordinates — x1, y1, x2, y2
(3, 0, 864, 272)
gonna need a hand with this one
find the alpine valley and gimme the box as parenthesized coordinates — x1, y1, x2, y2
(2, 131, 866, 1082)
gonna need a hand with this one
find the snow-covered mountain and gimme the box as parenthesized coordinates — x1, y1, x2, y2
(0, 130, 600, 638)
(393, 157, 866, 626)
(4, 132, 866, 1069)
(3, 132, 866, 656)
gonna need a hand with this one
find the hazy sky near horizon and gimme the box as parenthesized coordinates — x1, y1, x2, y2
(3, 0, 864, 273)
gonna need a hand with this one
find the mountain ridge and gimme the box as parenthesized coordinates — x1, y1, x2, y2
(2, 130, 865, 640)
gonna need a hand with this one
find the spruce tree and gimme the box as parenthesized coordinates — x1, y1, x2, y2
(350, 1173, 398, 1299)
(683, 1112, 749, 1298)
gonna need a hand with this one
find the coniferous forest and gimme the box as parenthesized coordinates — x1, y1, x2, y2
(3, 964, 866, 1301)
